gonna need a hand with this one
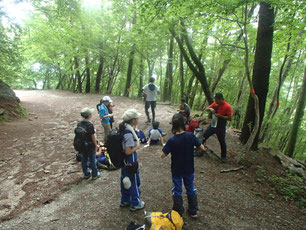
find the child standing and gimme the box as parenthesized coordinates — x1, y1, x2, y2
(161, 113, 205, 218)
(119, 109, 145, 211)
(99, 97, 113, 143)
(146, 121, 165, 146)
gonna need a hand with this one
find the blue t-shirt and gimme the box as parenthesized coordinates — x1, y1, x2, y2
(99, 104, 110, 124)
(162, 132, 201, 176)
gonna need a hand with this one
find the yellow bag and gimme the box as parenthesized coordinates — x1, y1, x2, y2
(145, 210, 184, 230)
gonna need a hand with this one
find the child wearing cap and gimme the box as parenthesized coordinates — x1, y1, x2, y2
(97, 96, 115, 128)
(161, 113, 205, 218)
(119, 109, 145, 212)
(99, 96, 113, 143)
(79, 108, 101, 180)
(145, 121, 165, 146)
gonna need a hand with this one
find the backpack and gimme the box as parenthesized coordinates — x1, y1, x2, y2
(148, 83, 156, 91)
(73, 121, 89, 152)
(105, 129, 132, 168)
(145, 210, 184, 230)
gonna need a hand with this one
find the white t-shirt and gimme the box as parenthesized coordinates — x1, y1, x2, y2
(150, 129, 161, 140)
(143, 83, 159, 101)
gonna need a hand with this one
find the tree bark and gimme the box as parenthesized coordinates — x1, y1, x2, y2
(74, 56, 82, 93)
(240, 2, 275, 150)
(138, 55, 144, 98)
(285, 67, 306, 157)
(163, 36, 174, 101)
(179, 38, 184, 100)
(125, 46, 135, 97)
(85, 56, 90, 93)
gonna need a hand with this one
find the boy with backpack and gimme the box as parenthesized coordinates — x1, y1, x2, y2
(74, 107, 100, 180)
(118, 108, 145, 211)
(145, 121, 165, 146)
(161, 113, 205, 218)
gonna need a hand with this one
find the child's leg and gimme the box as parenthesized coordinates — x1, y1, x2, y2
(120, 168, 131, 204)
(172, 175, 185, 216)
(183, 173, 198, 216)
(129, 171, 142, 207)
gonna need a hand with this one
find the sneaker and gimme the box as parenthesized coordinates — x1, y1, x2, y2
(130, 201, 145, 211)
(190, 214, 198, 218)
(83, 174, 91, 179)
(145, 119, 151, 124)
(120, 201, 130, 207)
(162, 133, 167, 137)
(92, 172, 101, 180)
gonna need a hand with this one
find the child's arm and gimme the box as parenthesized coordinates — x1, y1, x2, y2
(161, 152, 167, 159)
(160, 136, 165, 145)
(147, 137, 151, 145)
(196, 144, 206, 152)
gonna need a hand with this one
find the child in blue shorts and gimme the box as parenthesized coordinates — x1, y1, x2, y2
(161, 113, 205, 218)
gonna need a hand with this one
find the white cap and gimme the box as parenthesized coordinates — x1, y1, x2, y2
(103, 96, 112, 102)
(122, 109, 141, 121)
(123, 177, 131, 189)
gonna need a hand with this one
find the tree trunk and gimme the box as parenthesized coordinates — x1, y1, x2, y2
(95, 53, 104, 93)
(286, 67, 306, 157)
(125, 46, 135, 97)
(179, 39, 184, 100)
(240, 2, 275, 150)
(85, 56, 90, 93)
(74, 56, 82, 93)
(170, 25, 213, 104)
(138, 55, 144, 98)
(163, 36, 174, 101)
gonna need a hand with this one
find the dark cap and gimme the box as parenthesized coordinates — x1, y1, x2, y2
(214, 93, 224, 99)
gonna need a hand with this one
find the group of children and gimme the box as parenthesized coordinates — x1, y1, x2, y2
(78, 96, 207, 219)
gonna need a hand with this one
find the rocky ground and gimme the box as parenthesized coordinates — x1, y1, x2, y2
(0, 90, 305, 230)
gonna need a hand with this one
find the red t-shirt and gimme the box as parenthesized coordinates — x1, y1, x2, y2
(209, 100, 232, 127)
(186, 119, 199, 133)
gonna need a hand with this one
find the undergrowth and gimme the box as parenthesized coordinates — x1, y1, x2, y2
(256, 166, 306, 207)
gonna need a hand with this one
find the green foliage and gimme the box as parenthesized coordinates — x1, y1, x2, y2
(0, 0, 305, 160)
(256, 166, 306, 207)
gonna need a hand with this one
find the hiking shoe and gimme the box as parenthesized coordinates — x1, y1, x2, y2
(190, 214, 198, 218)
(221, 157, 227, 163)
(130, 201, 145, 211)
(92, 172, 101, 180)
(83, 174, 91, 179)
(120, 201, 130, 207)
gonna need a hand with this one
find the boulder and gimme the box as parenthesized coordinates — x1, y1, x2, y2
(0, 79, 20, 103)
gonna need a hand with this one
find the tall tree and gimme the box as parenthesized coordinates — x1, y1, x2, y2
(240, 2, 275, 150)
(285, 67, 306, 157)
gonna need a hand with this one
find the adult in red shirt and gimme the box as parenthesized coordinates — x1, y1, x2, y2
(203, 93, 232, 163)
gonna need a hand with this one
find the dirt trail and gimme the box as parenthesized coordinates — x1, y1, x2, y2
(0, 90, 305, 230)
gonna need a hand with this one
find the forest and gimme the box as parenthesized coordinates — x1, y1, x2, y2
(0, 0, 305, 159)
(0, 1, 305, 228)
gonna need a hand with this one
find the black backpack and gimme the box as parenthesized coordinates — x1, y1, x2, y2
(105, 129, 132, 168)
(73, 121, 89, 152)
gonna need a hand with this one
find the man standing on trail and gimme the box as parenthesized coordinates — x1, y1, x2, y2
(99, 96, 113, 143)
(142, 77, 159, 123)
(202, 93, 232, 163)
